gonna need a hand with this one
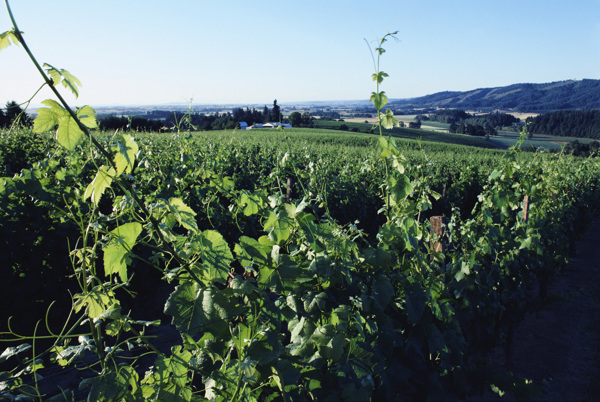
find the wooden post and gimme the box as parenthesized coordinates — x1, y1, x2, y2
(522, 195, 530, 223)
(430, 216, 448, 273)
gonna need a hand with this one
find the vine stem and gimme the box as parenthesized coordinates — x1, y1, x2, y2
(5, 0, 116, 168)
(5, 0, 205, 287)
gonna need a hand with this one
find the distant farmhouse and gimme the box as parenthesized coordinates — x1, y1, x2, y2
(243, 122, 292, 130)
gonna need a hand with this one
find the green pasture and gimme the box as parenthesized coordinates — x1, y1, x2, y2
(307, 121, 497, 149)
(490, 130, 595, 150)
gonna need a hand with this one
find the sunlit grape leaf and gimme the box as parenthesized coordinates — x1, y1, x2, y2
(258, 255, 298, 292)
(370, 91, 388, 110)
(454, 260, 471, 282)
(193, 230, 233, 285)
(264, 205, 295, 244)
(239, 190, 263, 216)
(104, 222, 142, 282)
(371, 71, 389, 84)
(33, 99, 66, 133)
(154, 346, 192, 389)
(74, 289, 115, 319)
(112, 134, 139, 175)
(313, 326, 346, 361)
(44, 63, 82, 98)
(168, 197, 198, 233)
(234, 235, 271, 270)
(0, 344, 31, 364)
(83, 165, 115, 205)
(34, 101, 94, 150)
(381, 109, 399, 129)
(0, 30, 20, 51)
(77, 105, 98, 129)
(56, 113, 84, 150)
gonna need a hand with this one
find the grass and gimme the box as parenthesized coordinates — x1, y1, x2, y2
(310, 120, 497, 149)
(490, 130, 571, 150)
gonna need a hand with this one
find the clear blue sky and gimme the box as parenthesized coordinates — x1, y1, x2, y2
(2, 0, 600, 107)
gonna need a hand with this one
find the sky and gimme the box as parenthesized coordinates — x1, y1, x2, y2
(1, 0, 600, 108)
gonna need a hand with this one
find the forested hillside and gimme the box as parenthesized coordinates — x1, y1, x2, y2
(527, 110, 600, 138)
(390, 79, 600, 112)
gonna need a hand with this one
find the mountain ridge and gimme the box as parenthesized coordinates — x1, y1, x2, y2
(389, 79, 600, 112)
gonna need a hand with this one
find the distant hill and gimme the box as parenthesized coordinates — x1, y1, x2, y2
(389, 79, 600, 112)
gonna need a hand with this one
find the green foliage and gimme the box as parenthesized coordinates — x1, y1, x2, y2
(527, 110, 600, 139)
(44, 63, 82, 98)
(103, 222, 142, 282)
(2, 15, 600, 402)
(0, 28, 19, 50)
(33, 99, 97, 150)
(83, 165, 115, 205)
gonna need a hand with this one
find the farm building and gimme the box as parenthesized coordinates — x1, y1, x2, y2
(247, 122, 292, 130)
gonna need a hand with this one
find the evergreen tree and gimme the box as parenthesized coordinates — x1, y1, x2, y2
(4, 101, 32, 128)
(271, 99, 280, 123)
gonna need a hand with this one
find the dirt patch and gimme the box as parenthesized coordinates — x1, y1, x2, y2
(475, 219, 600, 400)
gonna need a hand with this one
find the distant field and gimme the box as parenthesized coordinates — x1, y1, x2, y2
(305, 121, 497, 149)
(491, 130, 597, 150)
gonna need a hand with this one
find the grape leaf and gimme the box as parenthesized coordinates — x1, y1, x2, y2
(378, 136, 399, 159)
(371, 71, 389, 84)
(164, 282, 237, 337)
(33, 100, 94, 150)
(113, 134, 139, 175)
(74, 288, 115, 319)
(381, 109, 399, 129)
(103, 222, 142, 282)
(83, 165, 116, 206)
(44, 63, 82, 98)
(56, 112, 84, 150)
(33, 99, 66, 133)
(264, 204, 295, 244)
(194, 230, 233, 285)
(168, 198, 198, 233)
(234, 235, 271, 269)
(0, 30, 20, 51)
(0, 344, 31, 364)
(370, 91, 388, 110)
(77, 105, 98, 129)
(239, 190, 263, 216)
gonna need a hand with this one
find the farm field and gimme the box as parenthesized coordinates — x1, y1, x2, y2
(312, 118, 587, 151)
(2, 124, 600, 400)
(491, 130, 599, 150)
(2, 1, 599, 398)
(310, 120, 498, 148)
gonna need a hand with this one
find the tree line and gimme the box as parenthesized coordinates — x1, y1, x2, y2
(98, 100, 314, 132)
(425, 110, 519, 126)
(0, 98, 315, 133)
(420, 110, 520, 137)
(560, 140, 600, 157)
(0, 101, 32, 128)
(526, 110, 600, 139)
